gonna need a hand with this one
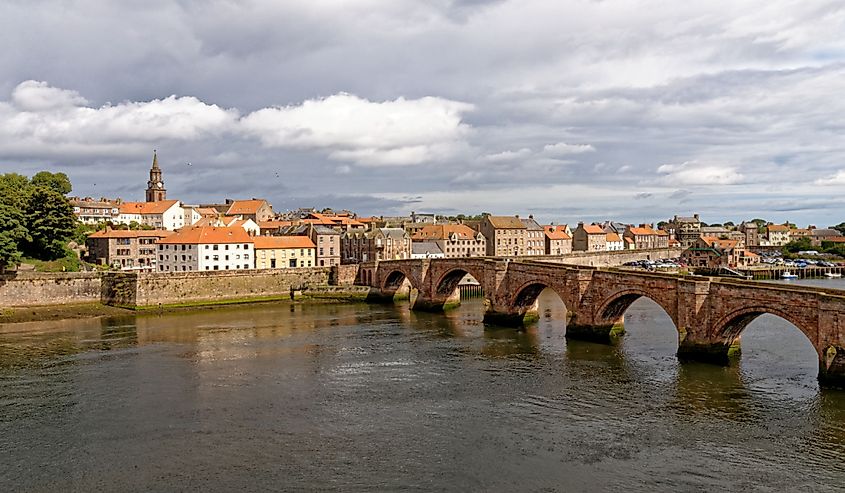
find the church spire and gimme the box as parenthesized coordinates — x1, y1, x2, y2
(146, 150, 166, 202)
(152, 150, 159, 169)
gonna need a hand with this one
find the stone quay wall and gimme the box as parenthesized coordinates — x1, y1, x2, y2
(0, 272, 102, 307)
(102, 268, 332, 308)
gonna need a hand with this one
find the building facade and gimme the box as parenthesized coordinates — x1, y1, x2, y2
(572, 223, 607, 252)
(411, 224, 486, 258)
(117, 200, 188, 230)
(156, 226, 254, 272)
(522, 216, 545, 256)
(479, 215, 527, 256)
(668, 214, 702, 248)
(225, 199, 274, 223)
(86, 229, 173, 270)
(70, 198, 121, 224)
(681, 236, 757, 269)
(543, 225, 572, 255)
(287, 224, 341, 267)
(253, 236, 316, 268)
(342, 228, 412, 263)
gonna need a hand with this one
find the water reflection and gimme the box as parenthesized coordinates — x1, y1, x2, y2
(1, 294, 845, 491)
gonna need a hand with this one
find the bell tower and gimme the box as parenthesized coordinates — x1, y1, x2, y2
(145, 150, 166, 202)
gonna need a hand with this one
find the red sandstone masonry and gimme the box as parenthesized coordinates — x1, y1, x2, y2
(370, 257, 845, 385)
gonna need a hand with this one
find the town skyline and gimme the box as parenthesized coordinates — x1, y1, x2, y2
(3, 2, 845, 226)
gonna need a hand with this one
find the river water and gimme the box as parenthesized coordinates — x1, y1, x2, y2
(2, 280, 845, 491)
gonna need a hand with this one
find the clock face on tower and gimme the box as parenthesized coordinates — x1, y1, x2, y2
(157, 181, 163, 187)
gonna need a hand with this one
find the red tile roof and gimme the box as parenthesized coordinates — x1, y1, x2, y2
(252, 236, 316, 249)
(226, 199, 269, 216)
(119, 200, 179, 215)
(582, 224, 604, 234)
(543, 225, 571, 240)
(606, 232, 621, 242)
(413, 224, 479, 241)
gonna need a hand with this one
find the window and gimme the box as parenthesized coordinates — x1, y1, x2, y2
(236, 254, 240, 259)
(213, 265, 218, 270)
(225, 255, 229, 261)
(159, 254, 163, 261)
(225, 245, 229, 250)
(213, 255, 219, 261)
(181, 255, 186, 261)
(244, 254, 249, 259)
(319, 248, 324, 255)
(205, 266, 209, 270)
(159, 244, 163, 250)
(243, 244, 249, 249)
(205, 245, 209, 249)
(213, 245, 218, 250)
(205, 256, 209, 260)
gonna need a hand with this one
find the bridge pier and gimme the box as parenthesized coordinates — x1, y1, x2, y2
(412, 288, 461, 312)
(676, 341, 741, 365)
(565, 322, 625, 344)
(819, 346, 845, 388)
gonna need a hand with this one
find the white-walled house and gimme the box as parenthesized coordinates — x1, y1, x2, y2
(117, 200, 188, 230)
(156, 226, 254, 272)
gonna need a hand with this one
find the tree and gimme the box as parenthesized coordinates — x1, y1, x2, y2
(783, 236, 812, 254)
(0, 173, 30, 209)
(24, 186, 75, 259)
(0, 204, 29, 270)
(30, 171, 72, 195)
(832, 222, 845, 235)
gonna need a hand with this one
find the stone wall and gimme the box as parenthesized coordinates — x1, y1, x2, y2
(0, 272, 102, 307)
(332, 264, 360, 286)
(102, 268, 332, 308)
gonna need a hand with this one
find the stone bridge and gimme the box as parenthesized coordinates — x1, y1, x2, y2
(366, 258, 845, 387)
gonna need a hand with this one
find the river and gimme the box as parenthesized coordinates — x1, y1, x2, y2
(2, 279, 845, 491)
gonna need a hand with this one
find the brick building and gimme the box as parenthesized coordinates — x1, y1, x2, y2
(86, 229, 173, 270)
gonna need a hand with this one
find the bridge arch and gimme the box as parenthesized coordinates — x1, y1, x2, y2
(595, 289, 679, 331)
(434, 266, 486, 297)
(712, 306, 818, 356)
(510, 280, 571, 312)
(380, 267, 421, 296)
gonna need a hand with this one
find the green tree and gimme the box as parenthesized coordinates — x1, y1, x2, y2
(831, 222, 845, 235)
(30, 171, 72, 195)
(0, 204, 29, 270)
(24, 186, 75, 259)
(0, 173, 30, 209)
(783, 236, 812, 254)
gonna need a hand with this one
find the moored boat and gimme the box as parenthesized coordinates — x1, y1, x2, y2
(825, 272, 842, 278)
(782, 271, 798, 279)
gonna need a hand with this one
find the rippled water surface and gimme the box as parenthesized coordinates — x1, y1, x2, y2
(2, 284, 845, 492)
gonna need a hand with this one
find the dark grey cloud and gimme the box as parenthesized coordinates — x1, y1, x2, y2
(2, 0, 845, 225)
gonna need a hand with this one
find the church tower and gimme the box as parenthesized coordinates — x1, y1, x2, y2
(145, 150, 167, 202)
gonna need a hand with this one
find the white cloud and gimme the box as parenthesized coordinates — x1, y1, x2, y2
(240, 93, 473, 166)
(542, 142, 596, 157)
(481, 148, 532, 162)
(0, 81, 238, 157)
(12, 80, 88, 111)
(656, 161, 744, 185)
(815, 170, 845, 185)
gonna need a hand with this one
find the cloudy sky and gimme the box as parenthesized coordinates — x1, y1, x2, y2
(3, 0, 845, 226)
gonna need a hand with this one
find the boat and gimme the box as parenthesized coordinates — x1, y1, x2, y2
(825, 272, 842, 278)
(782, 271, 798, 279)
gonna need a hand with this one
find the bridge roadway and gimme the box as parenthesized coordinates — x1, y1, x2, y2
(364, 257, 845, 387)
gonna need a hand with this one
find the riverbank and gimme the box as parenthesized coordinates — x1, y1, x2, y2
(0, 285, 374, 325)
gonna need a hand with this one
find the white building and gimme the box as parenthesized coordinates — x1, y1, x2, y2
(606, 232, 625, 251)
(117, 200, 190, 230)
(156, 226, 254, 272)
